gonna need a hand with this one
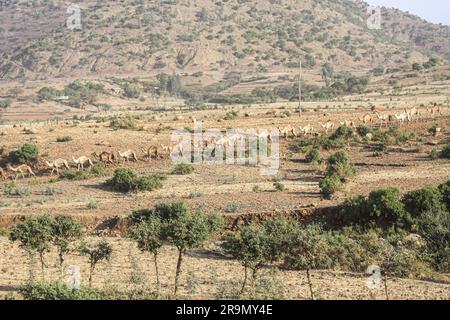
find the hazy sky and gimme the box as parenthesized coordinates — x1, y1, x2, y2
(365, 0, 450, 25)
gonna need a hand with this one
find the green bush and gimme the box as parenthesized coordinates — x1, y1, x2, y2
(9, 143, 39, 164)
(319, 174, 343, 198)
(59, 169, 86, 180)
(89, 163, 107, 177)
(109, 115, 137, 130)
(56, 136, 73, 143)
(430, 149, 440, 160)
(416, 209, 450, 271)
(106, 169, 138, 192)
(440, 143, 450, 159)
(19, 282, 102, 300)
(172, 163, 194, 175)
(367, 188, 410, 228)
(273, 181, 285, 192)
(105, 168, 164, 193)
(438, 180, 450, 209)
(330, 125, 353, 140)
(305, 148, 320, 163)
(326, 151, 356, 179)
(338, 188, 410, 229)
(123, 84, 143, 99)
(0, 98, 13, 108)
(19, 281, 163, 300)
(403, 186, 446, 218)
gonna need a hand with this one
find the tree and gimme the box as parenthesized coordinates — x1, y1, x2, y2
(154, 202, 223, 295)
(9, 215, 54, 279)
(128, 216, 164, 289)
(283, 224, 331, 300)
(79, 239, 113, 287)
(51, 216, 84, 273)
(223, 223, 266, 294)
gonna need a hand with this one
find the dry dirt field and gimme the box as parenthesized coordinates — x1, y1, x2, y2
(0, 85, 449, 300)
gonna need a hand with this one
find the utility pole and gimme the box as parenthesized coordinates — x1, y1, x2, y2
(298, 58, 302, 114)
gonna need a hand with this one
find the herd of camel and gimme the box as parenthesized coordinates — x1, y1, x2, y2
(0, 150, 142, 181)
(0, 106, 446, 181)
(277, 106, 445, 138)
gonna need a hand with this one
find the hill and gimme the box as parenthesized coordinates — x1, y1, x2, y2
(0, 0, 448, 84)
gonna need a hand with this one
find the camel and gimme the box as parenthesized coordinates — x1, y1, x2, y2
(45, 159, 70, 175)
(426, 106, 442, 118)
(117, 150, 138, 163)
(300, 124, 314, 136)
(359, 114, 374, 127)
(72, 156, 94, 170)
(375, 112, 389, 128)
(394, 112, 410, 125)
(339, 120, 356, 129)
(142, 146, 159, 159)
(278, 126, 297, 139)
(7, 164, 36, 180)
(91, 151, 115, 164)
(320, 121, 335, 134)
(408, 107, 420, 120)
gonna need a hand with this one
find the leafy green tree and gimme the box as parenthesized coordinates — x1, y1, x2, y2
(154, 202, 223, 295)
(79, 239, 113, 287)
(222, 223, 269, 294)
(283, 224, 331, 300)
(51, 216, 84, 272)
(9, 215, 54, 279)
(128, 216, 164, 289)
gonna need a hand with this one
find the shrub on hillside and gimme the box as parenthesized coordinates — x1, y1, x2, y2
(330, 125, 353, 140)
(109, 115, 137, 130)
(367, 188, 410, 228)
(0, 98, 13, 108)
(326, 151, 356, 179)
(319, 174, 343, 199)
(440, 143, 450, 159)
(416, 209, 450, 271)
(172, 163, 194, 175)
(8, 143, 39, 164)
(305, 148, 320, 163)
(403, 186, 446, 218)
(105, 168, 164, 192)
(338, 188, 410, 229)
(438, 180, 450, 209)
(59, 169, 86, 180)
(19, 282, 102, 300)
(19, 281, 163, 300)
(56, 136, 73, 143)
